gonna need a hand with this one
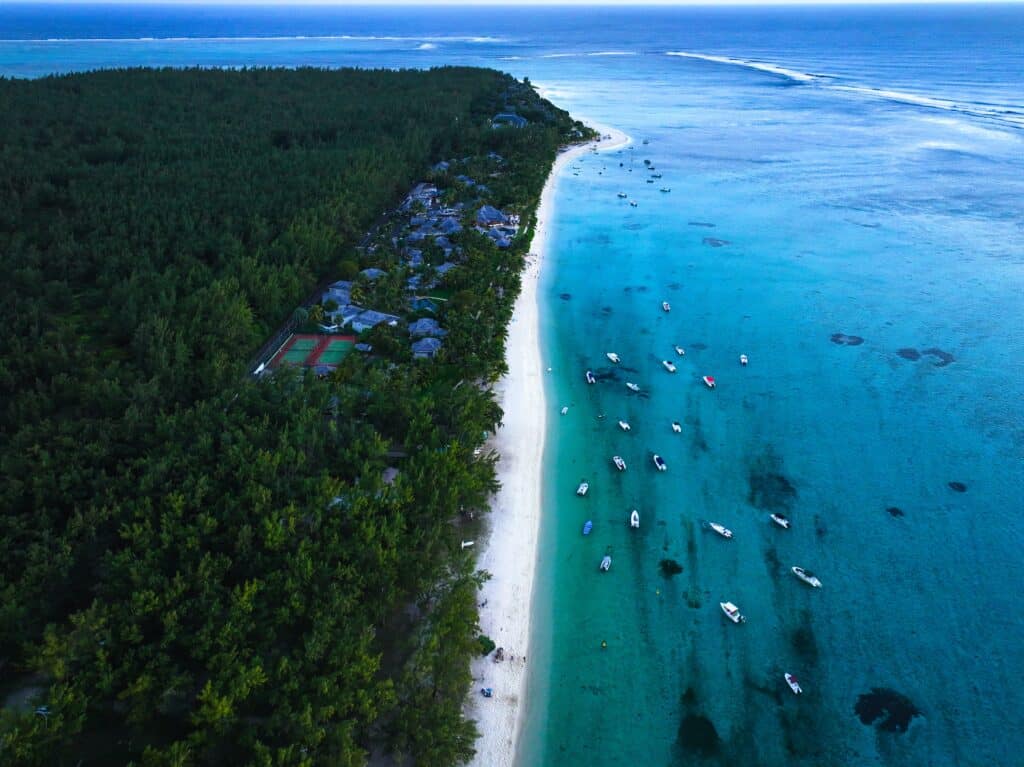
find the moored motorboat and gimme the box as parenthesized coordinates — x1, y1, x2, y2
(672, 421, 682, 433)
(618, 420, 631, 431)
(630, 509, 640, 528)
(653, 454, 667, 472)
(585, 370, 597, 384)
(600, 548, 613, 571)
(606, 352, 620, 363)
(792, 566, 822, 588)
(612, 455, 627, 471)
(720, 601, 745, 624)
(660, 187, 671, 193)
(626, 382, 640, 392)
(576, 482, 589, 496)
(629, 200, 638, 207)
(702, 375, 716, 389)
(785, 673, 803, 694)
(617, 192, 628, 198)
(582, 520, 593, 536)
(708, 522, 733, 539)
(662, 301, 671, 312)
(770, 513, 791, 529)
(740, 354, 749, 366)
(662, 360, 677, 373)
(561, 406, 568, 415)
(674, 345, 685, 356)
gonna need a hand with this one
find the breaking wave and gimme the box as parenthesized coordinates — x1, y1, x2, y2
(665, 50, 1024, 130)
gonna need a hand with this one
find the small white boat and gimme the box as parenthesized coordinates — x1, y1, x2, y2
(618, 420, 631, 431)
(709, 522, 733, 539)
(672, 421, 682, 433)
(785, 673, 803, 695)
(770, 513, 791, 529)
(740, 354, 749, 366)
(792, 566, 822, 588)
(674, 345, 685, 356)
(617, 192, 628, 198)
(720, 601, 745, 624)
(626, 382, 640, 392)
(600, 551, 612, 571)
(660, 187, 671, 193)
(585, 370, 597, 384)
(662, 301, 671, 312)
(702, 375, 716, 389)
(612, 455, 627, 471)
(662, 360, 677, 373)
(630, 509, 640, 528)
(561, 406, 569, 415)
(653, 454, 667, 472)
(629, 201, 638, 208)
(606, 352, 620, 363)
(576, 482, 589, 496)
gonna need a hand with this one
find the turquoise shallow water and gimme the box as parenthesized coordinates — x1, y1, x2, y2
(2, 6, 1023, 765)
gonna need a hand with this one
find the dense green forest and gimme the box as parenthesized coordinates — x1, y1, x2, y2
(0, 67, 589, 765)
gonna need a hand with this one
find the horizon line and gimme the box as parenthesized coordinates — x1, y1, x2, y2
(4, 0, 1023, 6)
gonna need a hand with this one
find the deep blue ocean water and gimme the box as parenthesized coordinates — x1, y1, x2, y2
(2, 5, 1022, 766)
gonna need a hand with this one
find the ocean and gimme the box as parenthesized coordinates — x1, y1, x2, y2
(2, 5, 1022, 766)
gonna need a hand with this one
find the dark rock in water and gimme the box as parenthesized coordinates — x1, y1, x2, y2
(623, 222, 647, 231)
(678, 714, 720, 755)
(897, 347, 921, 361)
(831, 332, 865, 346)
(688, 221, 716, 228)
(702, 237, 730, 247)
(559, 292, 572, 301)
(690, 342, 708, 350)
(748, 470, 797, 512)
(636, 285, 650, 293)
(659, 558, 683, 577)
(668, 282, 681, 290)
(886, 506, 905, 517)
(948, 481, 967, 493)
(681, 687, 698, 706)
(855, 688, 921, 733)
(791, 624, 819, 664)
(623, 286, 632, 293)
(921, 347, 955, 367)
(600, 306, 613, 316)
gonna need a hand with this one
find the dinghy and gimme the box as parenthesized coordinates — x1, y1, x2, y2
(576, 482, 589, 497)
(618, 420, 631, 431)
(662, 360, 677, 373)
(653, 454, 667, 472)
(630, 509, 640, 529)
(740, 354, 749, 366)
(612, 455, 627, 471)
(585, 370, 597, 384)
(600, 549, 613, 572)
(674, 345, 686, 356)
(561, 406, 568, 415)
(626, 382, 640, 392)
(702, 375, 716, 389)
(770, 513, 791, 529)
(785, 673, 803, 695)
(792, 566, 822, 588)
(672, 421, 682, 433)
(708, 522, 733, 539)
(662, 301, 671, 312)
(583, 520, 593, 536)
(606, 352, 620, 363)
(720, 601, 745, 624)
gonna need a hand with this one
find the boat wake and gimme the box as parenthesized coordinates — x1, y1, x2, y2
(665, 50, 1024, 130)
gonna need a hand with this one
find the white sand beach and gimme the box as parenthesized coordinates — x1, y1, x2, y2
(465, 121, 630, 767)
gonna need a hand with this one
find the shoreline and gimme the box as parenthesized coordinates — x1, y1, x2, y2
(465, 120, 630, 767)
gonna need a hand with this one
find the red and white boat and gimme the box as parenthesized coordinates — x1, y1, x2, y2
(702, 375, 716, 389)
(785, 673, 803, 694)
